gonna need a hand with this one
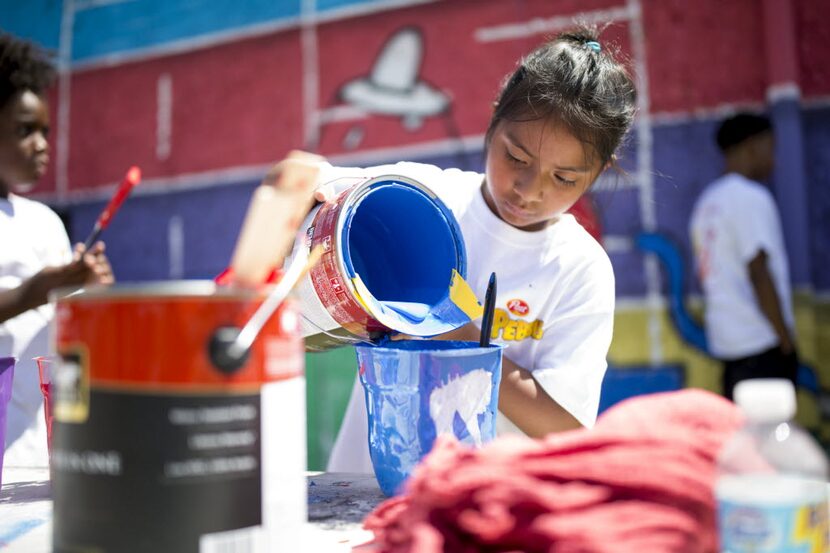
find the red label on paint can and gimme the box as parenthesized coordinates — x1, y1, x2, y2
(307, 191, 379, 341)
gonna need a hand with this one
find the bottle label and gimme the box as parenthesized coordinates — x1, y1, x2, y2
(718, 498, 828, 553)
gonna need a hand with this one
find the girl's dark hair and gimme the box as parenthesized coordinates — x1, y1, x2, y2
(485, 25, 637, 167)
(0, 33, 56, 111)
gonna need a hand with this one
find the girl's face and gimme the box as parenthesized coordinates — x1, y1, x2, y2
(484, 118, 604, 231)
(0, 90, 50, 196)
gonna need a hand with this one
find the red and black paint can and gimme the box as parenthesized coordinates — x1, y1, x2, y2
(50, 282, 305, 552)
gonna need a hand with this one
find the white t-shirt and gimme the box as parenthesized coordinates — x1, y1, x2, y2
(321, 162, 615, 473)
(689, 172, 794, 360)
(0, 193, 72, 467)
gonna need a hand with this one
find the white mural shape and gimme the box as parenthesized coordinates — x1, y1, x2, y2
(340, 27, 449, 131)
(428, 368, 493, 446)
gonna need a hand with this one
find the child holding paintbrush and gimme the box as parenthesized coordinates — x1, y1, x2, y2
(0, 33, 113, 467)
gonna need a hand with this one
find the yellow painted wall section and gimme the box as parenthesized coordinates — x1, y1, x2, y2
(609, 294, 828, 439)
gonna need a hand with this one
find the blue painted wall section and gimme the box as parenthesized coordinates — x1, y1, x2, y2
(0, 0, 62, 50)
(72, 0, 301, 62)
(0, 0, 422, 65)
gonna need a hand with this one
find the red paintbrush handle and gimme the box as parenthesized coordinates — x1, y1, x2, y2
(82, 166, 141, 251)
(97, 166, 141, 229)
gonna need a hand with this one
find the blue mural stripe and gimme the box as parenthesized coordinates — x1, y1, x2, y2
(69, 0, 424, 63)
(71, 0, 301, 62)
(0, 0, 62, 49)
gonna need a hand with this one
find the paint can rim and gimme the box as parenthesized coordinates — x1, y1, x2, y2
(51, 280, 267, 302)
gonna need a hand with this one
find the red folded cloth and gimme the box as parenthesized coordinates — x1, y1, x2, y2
(361, 389, 744, 553)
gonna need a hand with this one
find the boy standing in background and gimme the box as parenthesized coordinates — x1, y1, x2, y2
(690, 113, 797, 400)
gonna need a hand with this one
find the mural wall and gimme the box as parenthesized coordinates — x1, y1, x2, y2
(4, 0, 829, 464)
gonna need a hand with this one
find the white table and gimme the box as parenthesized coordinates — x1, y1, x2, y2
(0, 468, 384, 552)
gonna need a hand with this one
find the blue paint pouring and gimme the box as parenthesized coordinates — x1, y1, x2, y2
(356, 340, 502, 496)
(296, 176, 481, 350)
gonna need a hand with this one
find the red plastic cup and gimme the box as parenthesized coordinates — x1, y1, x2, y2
(34, 356, 53, 456)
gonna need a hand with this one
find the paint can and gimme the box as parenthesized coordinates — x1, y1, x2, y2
(292, 175, 473, 351)
(50, 282, 305, 553)
(356, 340, 502, 496)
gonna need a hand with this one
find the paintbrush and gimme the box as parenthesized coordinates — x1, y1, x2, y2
(82, 166, 141, 251)
(480, 272, 497, 347)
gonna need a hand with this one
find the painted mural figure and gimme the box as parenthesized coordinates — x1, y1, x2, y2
(0, 33, 113, 468)
(292, 26, 639, 473)
(340, 27, 449, 131)
(320, 26, 451, 151)
(689, 113, 797, 400)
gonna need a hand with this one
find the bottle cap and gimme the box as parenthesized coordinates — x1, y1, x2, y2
(733, 378, 796, 422)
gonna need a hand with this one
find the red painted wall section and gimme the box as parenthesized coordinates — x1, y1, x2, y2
(795, 0, 830, 98)
(68, 30, 303, 190)
(314, 1, 631, 158)
(643, 0, 766, 113)
(39, 0, 829, 195)
(762, 0, 799, 87)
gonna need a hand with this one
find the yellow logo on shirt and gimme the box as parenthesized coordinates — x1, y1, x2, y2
(491, 307, 544, 341)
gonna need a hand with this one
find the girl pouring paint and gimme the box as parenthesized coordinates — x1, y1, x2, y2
(276, 26, 636, 472)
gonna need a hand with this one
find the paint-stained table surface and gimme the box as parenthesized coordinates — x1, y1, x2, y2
(0, 468, 384, 552)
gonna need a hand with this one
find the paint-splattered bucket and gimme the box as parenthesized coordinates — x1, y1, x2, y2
(50, 282, 305, 553)
(0, 356, 14, 488)
(293, 175, 475, 351)
(356, 340, 502, 496)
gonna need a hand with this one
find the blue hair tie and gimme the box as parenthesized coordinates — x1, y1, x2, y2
(585, 41, 601, 53)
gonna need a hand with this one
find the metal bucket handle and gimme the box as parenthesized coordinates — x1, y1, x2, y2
(208, 245, 323, 373)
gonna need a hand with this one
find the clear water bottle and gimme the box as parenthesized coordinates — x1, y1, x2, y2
(716, 378, 829, 552)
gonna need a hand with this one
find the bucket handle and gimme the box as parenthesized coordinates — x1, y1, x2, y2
(208, 245, 324, 373)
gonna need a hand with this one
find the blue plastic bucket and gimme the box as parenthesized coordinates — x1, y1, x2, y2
(294, 175, 475, 351)
(0, 357, 15, 488)
(356, 340, 502, 496)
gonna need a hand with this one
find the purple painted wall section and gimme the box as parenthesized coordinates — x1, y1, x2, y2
(769, 99, 812, 286)
(652, 119, 722, 251)
(802, 106, 830, 291)
(58, 103, 830, 295)
(67, 182, 256, 282)
(594, 187, 647, 297)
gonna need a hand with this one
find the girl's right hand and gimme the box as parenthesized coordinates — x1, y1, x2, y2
(313, 182, 335, 203)
(260, 149, 332, 207)
(261, 150, 325, 190)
